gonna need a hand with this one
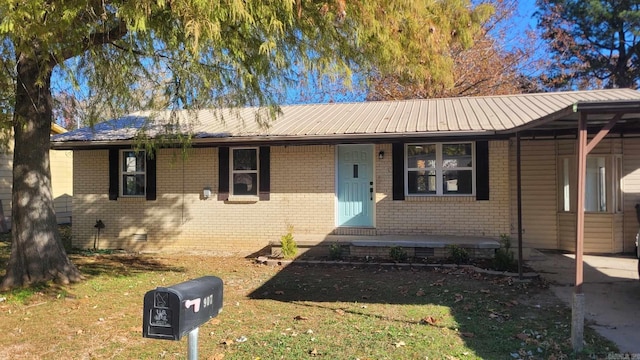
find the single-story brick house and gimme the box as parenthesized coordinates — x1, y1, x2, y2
(51, 89, 640, 257)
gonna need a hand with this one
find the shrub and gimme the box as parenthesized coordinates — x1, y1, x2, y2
(492, 234, 518, 272)
(446, 245, 470, 264)
(280, 226, 298, 259)
(389, 246, 408, 262)
(329, 242, 343, 260)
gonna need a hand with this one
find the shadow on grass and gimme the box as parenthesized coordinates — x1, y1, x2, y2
(248, 260, 619, 359)
(71, 253, 186, 278)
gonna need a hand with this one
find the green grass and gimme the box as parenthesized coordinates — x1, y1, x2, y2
(0, 241, 619, 359)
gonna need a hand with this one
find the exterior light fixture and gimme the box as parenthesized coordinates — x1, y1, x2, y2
(378, 151, 384, 159)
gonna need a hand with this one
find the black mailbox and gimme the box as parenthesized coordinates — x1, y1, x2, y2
(143, 276, 223, 340)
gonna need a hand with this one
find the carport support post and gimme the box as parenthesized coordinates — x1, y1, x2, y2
(188, 327, 199, 360)
(571, 110, 619, 351)
(572, 112, 587, 352)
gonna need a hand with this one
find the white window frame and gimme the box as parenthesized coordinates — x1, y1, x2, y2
(230, 147, 259, 197)
(558, 154, 622, 213)
(405, 142, 475, 196)
(120, 150, 146, 197)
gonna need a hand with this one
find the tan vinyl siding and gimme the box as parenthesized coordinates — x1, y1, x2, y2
(50, 150, 73, 223)
(513, 139, 558, 249)
(622, 138, 640, 252)
(558, 213, 618, 253)
(0, 143, 72, 226)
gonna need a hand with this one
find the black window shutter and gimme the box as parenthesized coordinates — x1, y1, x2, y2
(392, 142, 405, 200)
(218, 147, 229, 201)
(146, 152, 157, 201)
(475, 141, 490, 201)
(108, 149, 119, 200)
(259, 146, 270, 201)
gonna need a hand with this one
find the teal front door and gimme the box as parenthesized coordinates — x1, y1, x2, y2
(337, 145, 374, 227)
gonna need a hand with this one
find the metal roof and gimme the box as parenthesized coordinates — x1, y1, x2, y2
(51, 88, 640, 148)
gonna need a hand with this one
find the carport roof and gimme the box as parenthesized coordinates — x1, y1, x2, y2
(51, 88, 640, 149)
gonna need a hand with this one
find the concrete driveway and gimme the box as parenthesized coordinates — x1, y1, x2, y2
(527, 251, 640, 353)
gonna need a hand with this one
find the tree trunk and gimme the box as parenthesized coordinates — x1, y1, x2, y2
(0, 51, 81, 290)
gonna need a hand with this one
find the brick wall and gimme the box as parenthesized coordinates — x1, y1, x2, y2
(72, 141, 511, 254)
(375, 141, 511, 238)
(72, 146, 336, 254)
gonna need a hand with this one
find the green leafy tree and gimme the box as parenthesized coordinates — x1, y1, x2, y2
(0, 0, 489, 289)
(367, 0, 537, 100)
(536, 0, 640, 89)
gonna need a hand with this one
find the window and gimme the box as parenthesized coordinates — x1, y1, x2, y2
(559, 155, 622, 213)
(231, 148, 258, 196)
(121, 150, 146, 196)
(406, 143, 474, 196)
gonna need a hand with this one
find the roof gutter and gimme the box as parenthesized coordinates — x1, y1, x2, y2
(573, 100, 640, 114)
(50, 130, 499, 150)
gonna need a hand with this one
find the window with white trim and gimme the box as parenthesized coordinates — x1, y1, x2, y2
(559, 155, 622, 213)
(406, 142, 474, 196)
(121, 150, 146, 196)
(231, 148, 258, 196)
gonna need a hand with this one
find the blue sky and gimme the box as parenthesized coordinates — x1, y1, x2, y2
(282, 1, 545, 105)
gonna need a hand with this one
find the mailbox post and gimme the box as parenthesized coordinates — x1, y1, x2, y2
(143, 276, 223, 359)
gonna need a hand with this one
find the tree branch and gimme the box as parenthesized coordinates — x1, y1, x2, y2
(56, 20, 128, 63)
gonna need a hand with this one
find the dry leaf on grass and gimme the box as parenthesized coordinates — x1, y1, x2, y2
(309, 348, 321, 356)
(294, 315, 309, 321)
(392, 341, 406, 348)
(274, 290, 285, 295)
(454, 294, 464, 303)
(460, 332, 475, 338)
(420, 316, 438, 326)
(416, 289, 426, 297)
(334, 309, 345, 316)
(515, 333, 529, 341)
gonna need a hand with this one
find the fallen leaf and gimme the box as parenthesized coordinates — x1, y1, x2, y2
(393, 341, 406, 348)
(294, 315, 309, 321)
(515, 333, 529, 341)
(275, 290, 285, 295)
(420, 316, 438, 326)
(221, 339, 233, 346)
(309, 348, 321, 356)
(416, 289, 425, 297)
(454, 294, 464, 303)
(480, 289, 490, 294)
(334, 309, 345, 316)
(460, 332, 475, 338)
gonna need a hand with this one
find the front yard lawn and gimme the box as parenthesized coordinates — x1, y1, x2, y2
(0, 241, 617, 359)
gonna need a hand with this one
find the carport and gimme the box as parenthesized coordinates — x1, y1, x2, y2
(503, 98, 640, 350)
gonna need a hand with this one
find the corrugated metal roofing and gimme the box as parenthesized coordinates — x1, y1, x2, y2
(52, 88, 640, 146)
